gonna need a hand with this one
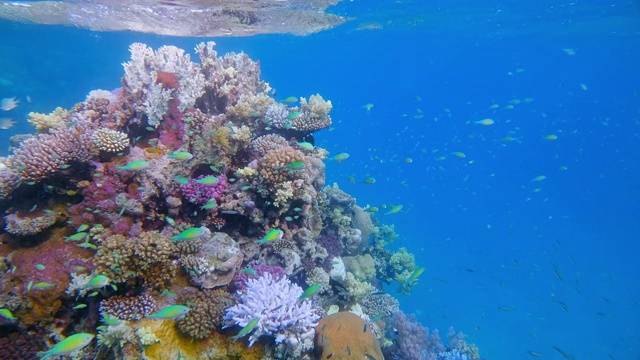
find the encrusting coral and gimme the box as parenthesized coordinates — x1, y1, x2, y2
(314, 311, 384, 360)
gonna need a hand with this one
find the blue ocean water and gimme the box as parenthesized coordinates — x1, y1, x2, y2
(1, 0, 638, 359)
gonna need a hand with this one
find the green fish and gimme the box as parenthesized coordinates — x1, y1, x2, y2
(169, 152, 194, 160)
(196, 176, 219, 185)
(33, 282, 55, 290)
(101, 314, 121, 326)
(363, 177, 376, 185)
(200, 198, 218, 210)
(286, 111, 302, 120)
(296, 141, 314, 150)
(172, 227, 206, 242)
(37, 333, 95, 360)
(285, 161, 306, 171)
(332, 152, 350, 163)
(148, 304, 190, 320)
(27, 280, 33, 291)
(0, 308, 17, 321)
(35, 264, 46, 270)
(281, 96, 298, 104)
(232, 316, 261, 341)
(299, 283, 322, 300)
(76, 224, 90, 232)
(407, 267, 425, 284)
(364, 206, 379, 213)
(257, 229, 283, 244)
(384, 204, 403, 215)
(77, 242, 97, 250)
(84, 274, 110, 290)
(166, 216, 176, 226)
(72, 304, 87, 310)
(241, 267, 256, 275)
(116, 160, 149, 171)
(65, 232, 88, 242)
(173, 177, 190, 185)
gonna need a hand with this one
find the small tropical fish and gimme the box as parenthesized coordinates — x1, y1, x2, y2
(407, 267, 425, 284)
(35, 264, 46, 270)
(404, 157, 413, 164)
(531, 175, 546, 182)
(0, 97, 19, 111)
(37, 333, 95, 360)
(0, 308, 17, 321)
(72, 304, 87, 310)
(364, 206, 378, 213)
(545, 134, 558, 140)
(116, 160, 149, 171)
(257, 229, 284, 244)
(27, 280, 33, 291)
(363, 103, 374, 112)
(285, 161, 306, 171)
(88, 291, 99, 297)
(281, 96, 298, 104)
(504, 104, 514, 110)
(299, 283, 322, 300)
(363, 177, 376, 185)
(160, 289, 176, 298)
(286, 111, 302, 120)
(74, 265, 87, 272)
(552, 345, 573, 359)
(384, 204, 403, 215)
(169, 152, 193, 161)
(148, 304, 190, 320)
(77, 242, 97, 250)
(172, 227, 206, 242)
(232, 316, 261, 341)
(347, 175, 356, 184)
(296, 141, 314, 150)
(200, 198, 218, 210)
(370, 312, 385, 322)
(241, 267, 256, 275)
(284, 216, 293, 221)
(475, 118, 494, 126)
(65, 232, 88, 241)
(488, 103, 500, 109)
(563, 48, 576, 55)
(196, 176, 219, 185)
(166, 216, 176, 226)
(76, 224, 90, 232)
(84, 274, 110, 290)
(101, 314, 121, 326)
(527, 350, 544, 357)
(33, 282, 55, 290)
(173, 176, 189, 185)
(451, 151, 466, 158)
(241, 185, 252, 191)
(332, 152, 350, 163)
(0, 117, 16, 130)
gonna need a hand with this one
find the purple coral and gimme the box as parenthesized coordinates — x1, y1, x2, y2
(386, 311, 445, 360)
(180, 174, 227, 205)
(223, 272, 320, 347)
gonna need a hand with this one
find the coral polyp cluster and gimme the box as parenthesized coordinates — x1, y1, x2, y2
(0, 42, 481, 360)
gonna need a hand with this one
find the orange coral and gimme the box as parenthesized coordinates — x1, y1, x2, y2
(315, 312, 384, 360)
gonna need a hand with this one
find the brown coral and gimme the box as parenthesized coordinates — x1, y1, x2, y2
(259, 146, 308, 190)
(3, 210, 57, 236)
(94, 231, 176, 291)
(251, 134, 289, 156)
(99, 293, 157, 321)
(315, 312, 384, 360)
(175, 288, 236, 339)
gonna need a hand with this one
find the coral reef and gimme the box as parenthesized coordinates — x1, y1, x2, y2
(0, 42, 480, 360)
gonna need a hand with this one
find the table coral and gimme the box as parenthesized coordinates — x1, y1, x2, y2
(314, 311, 384, 360)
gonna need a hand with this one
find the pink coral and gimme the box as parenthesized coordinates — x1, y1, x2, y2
(180, 174, 227, 205)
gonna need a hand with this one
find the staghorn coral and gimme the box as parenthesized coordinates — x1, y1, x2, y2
(100, 293, 157, 321)
(175, 288, 236, 340)
(4, 210, 57, 236)
(314, 312, 384, 360)
(223, 272, 320, 348)
(27, 107, 69, 133)
(91, 128, 129, 153)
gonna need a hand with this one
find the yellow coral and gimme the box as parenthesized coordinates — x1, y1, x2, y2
(27, 107, 69, 133)
(236, 166, 257, 178)
(344, 272, 374, 301)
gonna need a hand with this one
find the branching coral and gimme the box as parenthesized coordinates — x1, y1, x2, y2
(175, 288, 236, 340)
(27, 107, 69, 133)
(100, 293, 157, 321)
(223, 273, 320, 347)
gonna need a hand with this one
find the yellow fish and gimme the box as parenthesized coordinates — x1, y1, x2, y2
(451, 152, 466, 158)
